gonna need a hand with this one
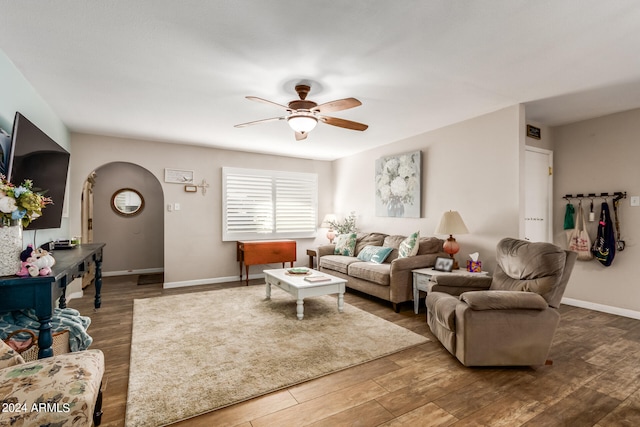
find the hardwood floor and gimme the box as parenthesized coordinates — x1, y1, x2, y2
(69, 276, 640, 426)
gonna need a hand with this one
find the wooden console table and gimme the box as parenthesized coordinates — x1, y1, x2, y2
(237, 240, 296, 285)
(0, 243, 105, 359)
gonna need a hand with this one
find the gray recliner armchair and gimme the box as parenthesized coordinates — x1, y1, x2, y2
(426, 238, 577, 367)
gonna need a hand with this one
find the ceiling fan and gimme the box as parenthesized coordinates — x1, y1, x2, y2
(234, 84, 368, 140)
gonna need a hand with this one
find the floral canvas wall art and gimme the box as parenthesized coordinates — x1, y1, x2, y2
(375, 150, 421, 218)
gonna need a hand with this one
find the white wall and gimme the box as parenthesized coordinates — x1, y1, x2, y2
(69, 133, 333, 286)
(553, 108, 640, 315)
(333, 105, 524, 273)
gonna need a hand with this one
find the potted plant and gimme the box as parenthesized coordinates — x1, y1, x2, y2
(326, 211, 357, 234)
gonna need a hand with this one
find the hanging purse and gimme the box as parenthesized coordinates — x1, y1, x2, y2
(592, 201, 616, 266)
(567, 201, 593, 261)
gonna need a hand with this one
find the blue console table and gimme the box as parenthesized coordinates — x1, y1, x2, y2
(0, 243, 105, 358)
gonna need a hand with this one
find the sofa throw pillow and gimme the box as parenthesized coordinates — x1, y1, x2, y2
(334, 233, 358, 256)
(357, 245, 394, 264)
(398, 231, 420, 258)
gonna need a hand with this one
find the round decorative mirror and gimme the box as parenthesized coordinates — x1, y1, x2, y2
(111, 188, 144, 216)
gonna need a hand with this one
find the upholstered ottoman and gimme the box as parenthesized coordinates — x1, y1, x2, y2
(0, 340, 104, 426)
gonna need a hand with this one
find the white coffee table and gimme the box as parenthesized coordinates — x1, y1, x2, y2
(264, 268, 346, 320)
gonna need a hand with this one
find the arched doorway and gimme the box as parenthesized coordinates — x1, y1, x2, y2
(82, 162, 164, 276)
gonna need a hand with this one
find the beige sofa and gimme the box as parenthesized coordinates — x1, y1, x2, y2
(317, 232, 447, 311)
(426, 237, 577, 366)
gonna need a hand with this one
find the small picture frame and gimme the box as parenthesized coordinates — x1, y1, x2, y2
(434, 256, 454, 272)
(184, 185, 198, 193)
(164, 168, 194, 184)
(526, 124, 541, 140)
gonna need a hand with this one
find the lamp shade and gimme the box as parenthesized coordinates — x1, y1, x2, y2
(435, 210, 469, 235)
(287, 115, 318, 133)
(321, 213, 337, 228)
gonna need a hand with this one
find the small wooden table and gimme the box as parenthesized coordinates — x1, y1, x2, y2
(306, 248, 317, 268)
(412, 268, 489, 314)
(264, 268, 346, 320)
(237, 240, 296, 285)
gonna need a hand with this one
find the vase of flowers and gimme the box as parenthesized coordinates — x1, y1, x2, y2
(0, 175, 51, 276)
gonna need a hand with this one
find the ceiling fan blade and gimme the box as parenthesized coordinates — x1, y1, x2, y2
(295, 131, 308, 141)
(234, 117, 285, 128)
(246, 96, 292, 111)
(319, 116, 368, 131)
(312, 97, 362, 114)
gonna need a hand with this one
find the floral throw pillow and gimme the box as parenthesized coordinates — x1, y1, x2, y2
(334, 233, 358, 256)
(398, 231, 420, 258)
(357, 245, 394, 264)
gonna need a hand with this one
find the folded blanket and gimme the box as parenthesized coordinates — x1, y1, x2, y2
(0, 308, 93, 352)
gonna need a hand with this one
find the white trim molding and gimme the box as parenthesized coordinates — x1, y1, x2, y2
(562, 297, 640, 320)
(103, 267, 164, 277)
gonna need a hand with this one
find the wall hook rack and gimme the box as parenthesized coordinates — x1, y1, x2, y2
(563, 191, 626, 202)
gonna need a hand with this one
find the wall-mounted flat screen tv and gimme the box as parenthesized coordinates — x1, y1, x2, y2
(8, 112, 70, 230)
(0, 129, 10, 177)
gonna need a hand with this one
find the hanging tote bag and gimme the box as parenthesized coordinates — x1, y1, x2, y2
(563, 203, 575, 229)
(568, 201, 593, 261)
(592, 201, 616, 266)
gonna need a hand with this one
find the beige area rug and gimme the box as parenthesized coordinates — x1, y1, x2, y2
(125, 285, 429, 427)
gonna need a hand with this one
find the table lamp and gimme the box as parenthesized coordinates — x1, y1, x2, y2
(321, 213, 337, 243)
(434, 210, 469, 269)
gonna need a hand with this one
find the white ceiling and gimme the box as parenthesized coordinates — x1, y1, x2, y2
(2, 1, 640, 161)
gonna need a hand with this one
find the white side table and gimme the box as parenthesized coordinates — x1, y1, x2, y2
(412, 268, 490, 314)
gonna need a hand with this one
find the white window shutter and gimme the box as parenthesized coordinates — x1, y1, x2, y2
(223, 167, 317, 241)
(275, 174, 317, 234)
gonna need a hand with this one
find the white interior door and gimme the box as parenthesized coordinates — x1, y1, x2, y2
(525, 147, 553, 242)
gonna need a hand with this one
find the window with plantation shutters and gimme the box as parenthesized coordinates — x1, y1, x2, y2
(222, 167, 318, 241)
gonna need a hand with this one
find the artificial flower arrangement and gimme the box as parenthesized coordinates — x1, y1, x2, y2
(325, 211, 358, 234)
(0, 174, 52, 227)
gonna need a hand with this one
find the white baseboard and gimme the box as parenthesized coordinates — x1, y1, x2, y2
(66, 290, 84, 302)
(103, 268, 164, 277)
(163, 273, 262, 289)
(561, 297, 640, 320)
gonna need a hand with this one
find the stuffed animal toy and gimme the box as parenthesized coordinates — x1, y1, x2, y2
(30, 247, 56, 276)
(16, 244, 39, 277)
(19, 244, 34, 262)
(16, 260, 39, 277)
(15, 244, 56, 277)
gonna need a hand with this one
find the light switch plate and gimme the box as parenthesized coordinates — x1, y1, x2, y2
(631, 196, 640, 207)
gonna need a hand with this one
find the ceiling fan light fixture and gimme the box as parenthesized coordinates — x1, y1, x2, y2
(236, 85, 367, 139)
(287, 114, 318, 134)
